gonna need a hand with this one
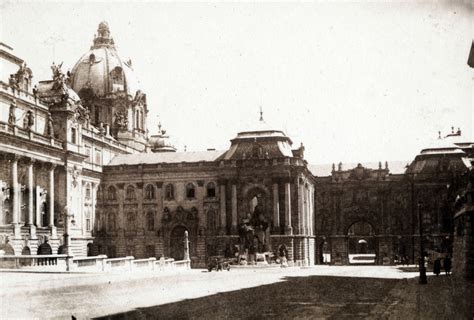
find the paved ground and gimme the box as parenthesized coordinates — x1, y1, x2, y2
(1, 266, 472, 319)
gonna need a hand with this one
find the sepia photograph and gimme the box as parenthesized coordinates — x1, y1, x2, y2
(0, 0, 473, 319)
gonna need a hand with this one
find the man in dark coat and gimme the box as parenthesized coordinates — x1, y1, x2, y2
(433, 258, 441, 276)
(443, 256, 452, 275)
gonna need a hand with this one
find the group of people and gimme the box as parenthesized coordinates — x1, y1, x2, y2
(433, 256, 452, 276)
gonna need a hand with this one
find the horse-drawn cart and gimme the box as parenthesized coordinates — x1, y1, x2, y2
(207, 256, 231, 272)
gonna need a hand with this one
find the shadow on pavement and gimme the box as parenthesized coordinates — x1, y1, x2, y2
(96, 275, 404, 320)
(96, 273, 473, 320)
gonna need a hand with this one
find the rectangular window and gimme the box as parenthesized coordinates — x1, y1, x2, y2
(86, 219, 91, 231)
(95, 149, 102, 165)
(85, 146, 92, 161)
(71, 128, 77, 144)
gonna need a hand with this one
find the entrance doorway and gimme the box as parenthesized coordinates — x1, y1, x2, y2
(170, 226, 187, 261)
(347, 221, 376, 264)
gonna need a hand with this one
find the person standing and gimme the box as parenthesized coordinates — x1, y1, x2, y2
(433, 258, 441, 276)
(443, 256, 452, 275)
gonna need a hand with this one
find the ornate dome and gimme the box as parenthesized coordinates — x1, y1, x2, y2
(70, 22, 141, 99)
(149, 123, 176, 153)
(224, 111, 295, 160)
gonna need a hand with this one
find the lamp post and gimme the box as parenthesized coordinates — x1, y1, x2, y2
(63, 206, 75, 271)
(183, 230, 190, 261)
(417, 202, 428, 284)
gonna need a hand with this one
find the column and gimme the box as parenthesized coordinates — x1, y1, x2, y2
(11, 156, 19, 225)
(155, 182, 163, 231)
(305, 187, 311, 235)
(231, 184, 237, 233)
(27, 159, 34, 226)
(196, 181, 205, 230)
(48, 164, 55, 228)
(309, 189, 314, 236)
(36, 186, 42, 227)
(91, 183, 97, 233)
(298, 181, 305, 235)
(273, 183, 280, 232)
(284, 182, 292, 234)
(219, 182, 226, 234)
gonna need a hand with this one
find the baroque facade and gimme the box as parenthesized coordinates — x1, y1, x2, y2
(0, 22, 472, 269)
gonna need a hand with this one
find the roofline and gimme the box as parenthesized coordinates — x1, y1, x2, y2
(0, 48, 23, 65)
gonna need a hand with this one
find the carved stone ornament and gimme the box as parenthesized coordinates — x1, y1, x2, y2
(71, 165, 80, 188)
(114, 110, 128, 129)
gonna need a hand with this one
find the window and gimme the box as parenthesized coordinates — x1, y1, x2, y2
(145, 184, 155, 200)
(85, 208, 91, 231)
(165, 184, 174, 200)
(107, 186, 116, 201)
(207, 209, 216, 232)
(71, 128, 77, 144)
(126, 186, 136, 200)
(96, 212, 101, 231)
(85, 184, 91, 200)
(207, 182, 216, 198)
(108, 213, 116, 231)
(147, 211, 154, 231)
(126, 212, 135, 231)
(186, 183, 195, 199)
(95, 149, 102, 165)
(97, 186, 103, 200)
(85, 146, 91, 161)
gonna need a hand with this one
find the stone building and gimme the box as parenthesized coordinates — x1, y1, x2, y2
(0, 22, 145, 257)
(312, 131, 472, 265)
(95, 124, 316, 267)
(0, 22, 472, 270)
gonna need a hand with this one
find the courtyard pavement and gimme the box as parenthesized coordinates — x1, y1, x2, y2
(1, 266, 472, 319)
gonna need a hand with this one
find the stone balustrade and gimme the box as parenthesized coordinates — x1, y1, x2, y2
(0, 254, 191, 273)
(0, 254, 67, 269)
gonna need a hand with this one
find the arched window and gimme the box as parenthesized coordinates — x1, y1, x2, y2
(107, 186, 116, 201)
(145, 184, 155, 200)
(207, 209, 216, 232)
(97, 186, 103, 200)
(186, 183, 195, 199)
(147, 210, 154, 231)
(126, 185, 136, 200)
(206, 182, 216, 198)
(126, 212, 135, 230)
(108, 213, 116, 231)
(165, 184, 174, 200)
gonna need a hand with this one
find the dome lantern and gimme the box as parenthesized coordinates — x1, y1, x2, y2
(92, 21, 115, 49)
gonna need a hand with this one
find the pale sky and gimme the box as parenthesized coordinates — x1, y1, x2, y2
(1, 1, 473, 165)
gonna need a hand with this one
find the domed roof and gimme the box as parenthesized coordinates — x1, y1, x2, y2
(149, 123, 176, 153)
(70, 22, 141, 99)
(224, 111, 294, 160)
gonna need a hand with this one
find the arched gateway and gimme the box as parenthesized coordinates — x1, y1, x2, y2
(347, 221, 376, 264)
(170, 226, 188, 261)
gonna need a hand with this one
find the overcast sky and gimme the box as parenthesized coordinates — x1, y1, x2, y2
(2, 1, 473, 165)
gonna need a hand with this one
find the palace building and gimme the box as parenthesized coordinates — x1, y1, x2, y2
(0, 22, 472, 269)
